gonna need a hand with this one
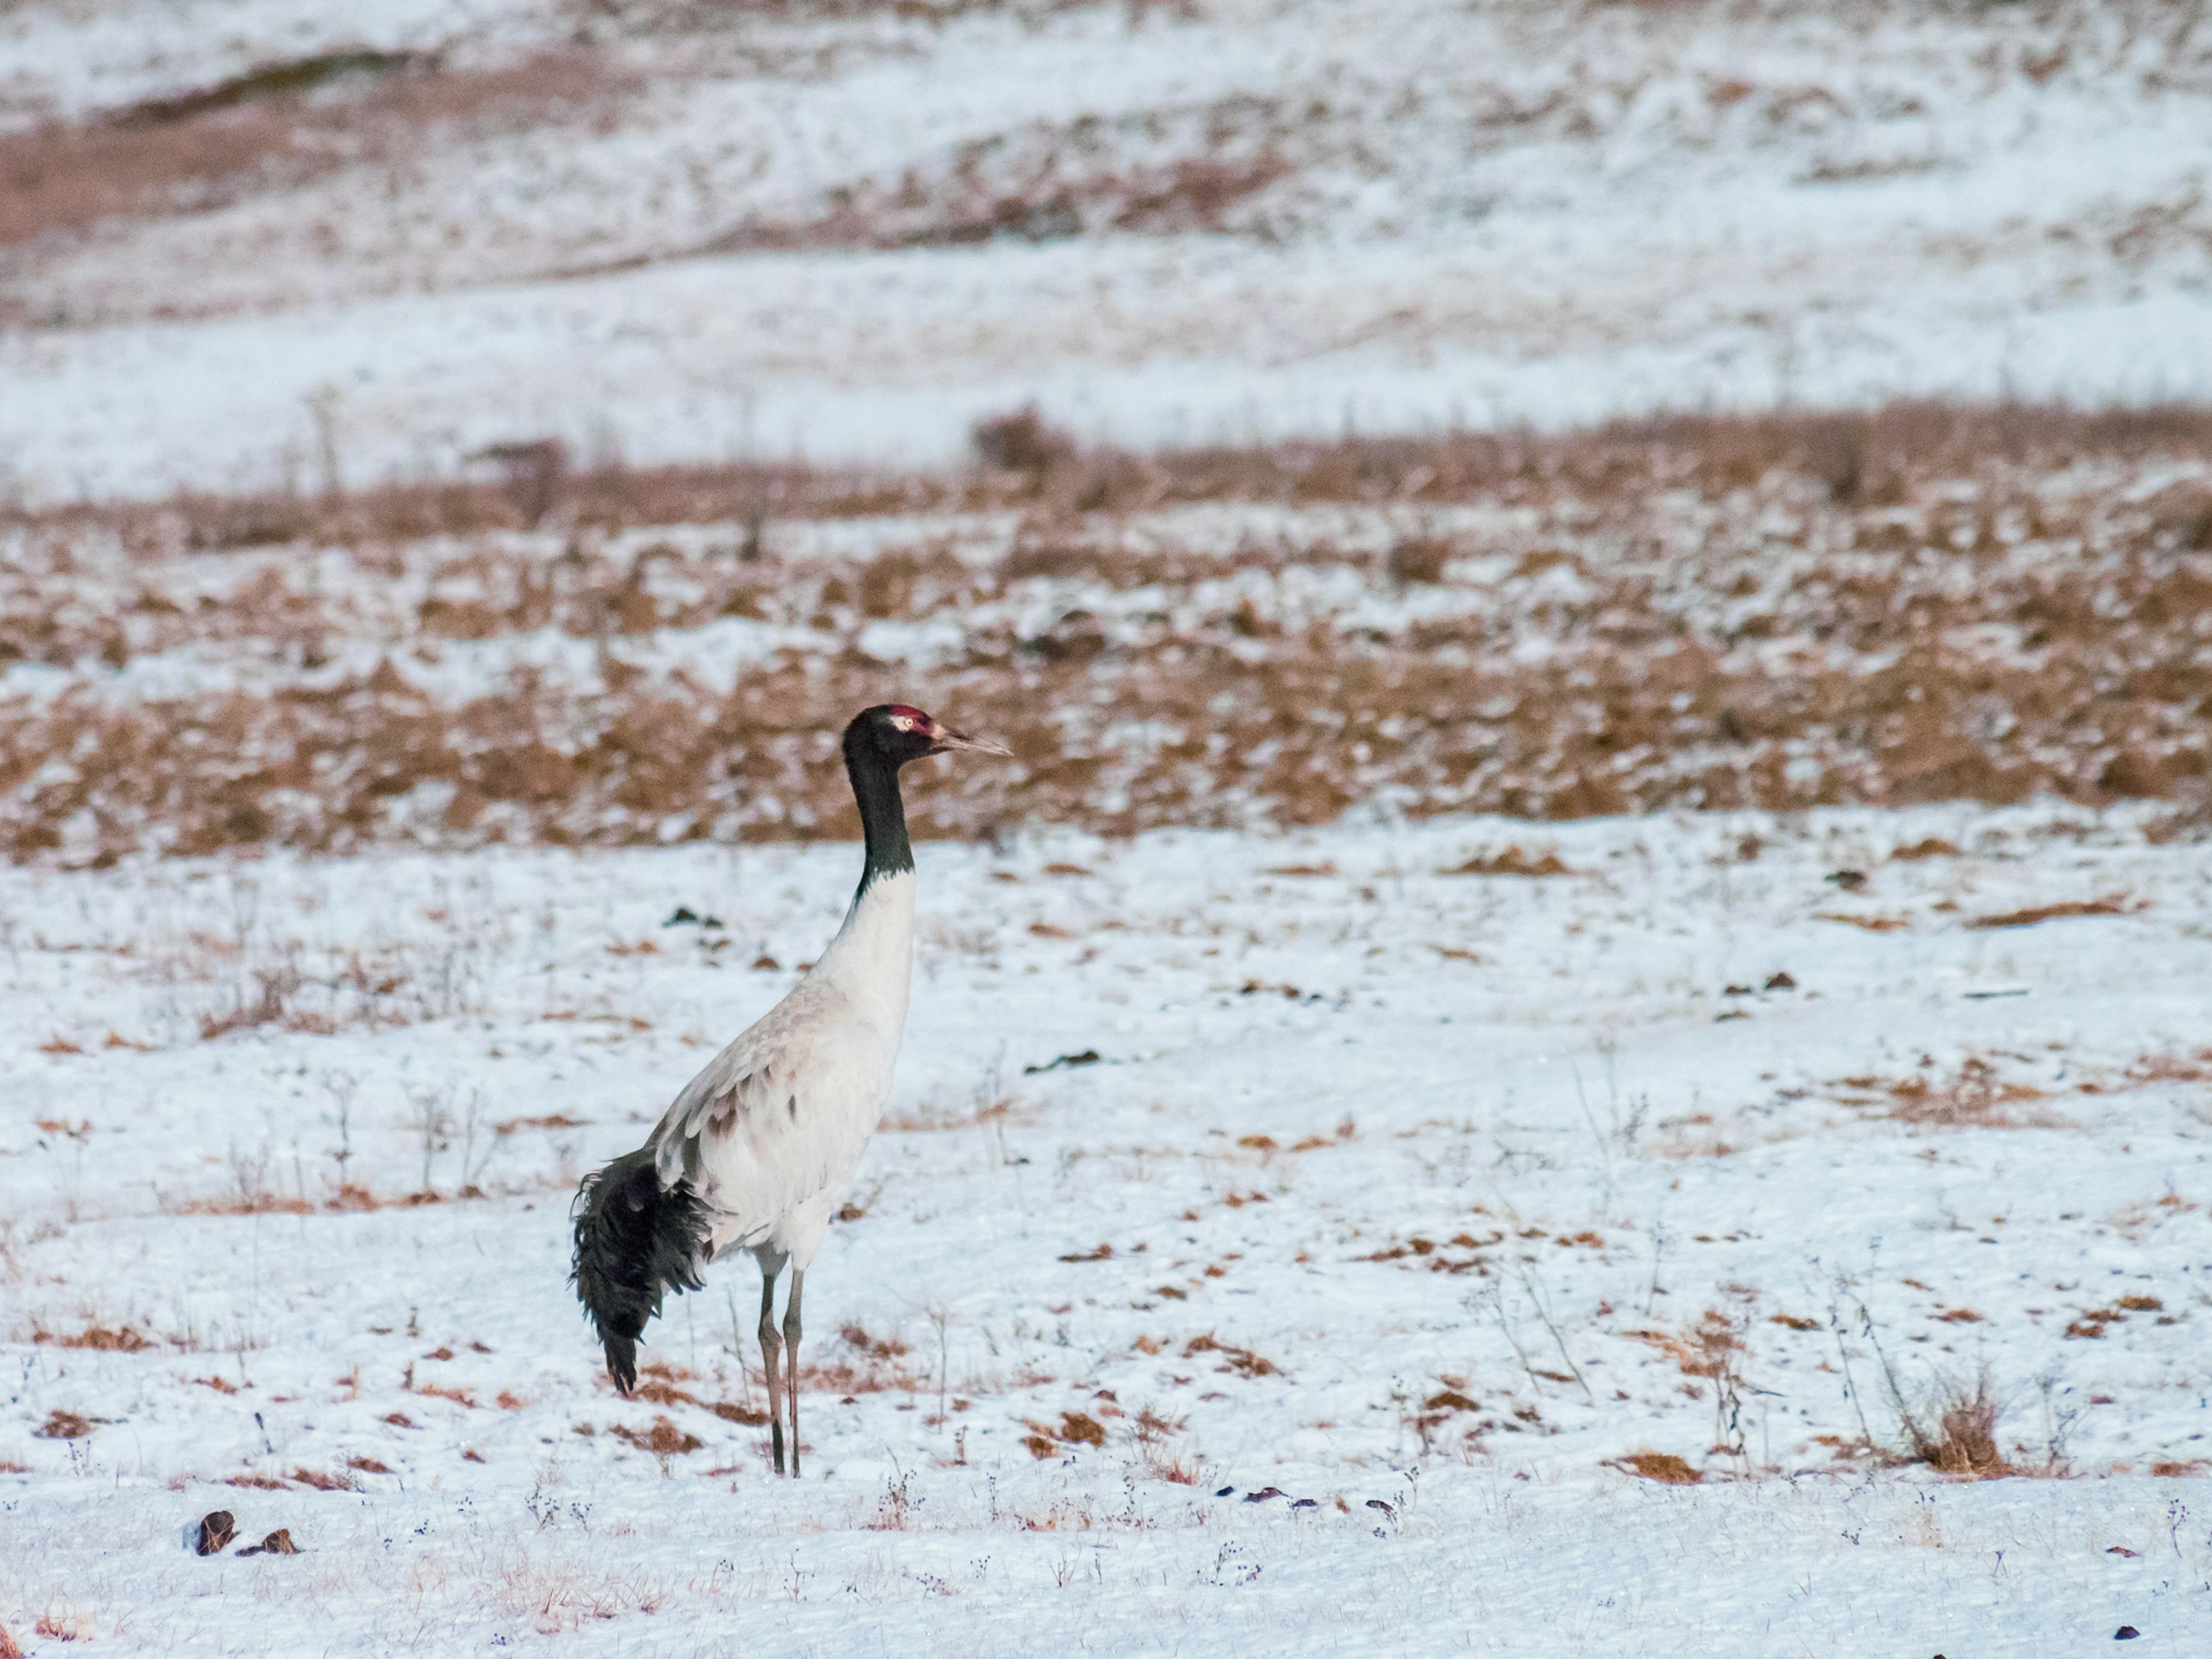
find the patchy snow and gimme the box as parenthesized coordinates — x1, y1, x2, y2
(3, 0, 2211, 501)
(4, 802, 2211, 1650)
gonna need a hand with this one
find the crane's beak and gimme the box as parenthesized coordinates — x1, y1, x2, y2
(931, 725, 1011, 757)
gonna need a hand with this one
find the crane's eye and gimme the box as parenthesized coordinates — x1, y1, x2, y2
(888, 714, 916, 732)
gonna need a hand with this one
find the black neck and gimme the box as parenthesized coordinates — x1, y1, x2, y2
(843, 739, 913, 899)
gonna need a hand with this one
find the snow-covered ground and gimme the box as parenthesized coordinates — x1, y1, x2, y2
(5, 803, 2211, 1652)
(3, 0, 2211, 500)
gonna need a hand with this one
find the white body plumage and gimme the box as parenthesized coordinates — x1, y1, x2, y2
(650, 868, 915, 1272)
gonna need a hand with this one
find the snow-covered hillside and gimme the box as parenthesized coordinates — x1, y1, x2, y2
(2, 0, 2209, 499)
(4, 804, 2211, 1651)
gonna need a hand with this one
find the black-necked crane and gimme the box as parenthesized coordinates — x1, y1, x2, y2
(571, 704, 1007, 1475)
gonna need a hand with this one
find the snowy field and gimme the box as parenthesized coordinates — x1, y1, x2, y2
(3, 0, 2211, 499)
(6, 1, 2212, 1650)
(5, 802, 2212, 1652)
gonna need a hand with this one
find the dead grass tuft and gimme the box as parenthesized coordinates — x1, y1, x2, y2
(1883, 1058, 2051, 1128)
(35, 1323, 151, 1351)
(1626, 1309, 1743, 1378)
(1893, 1368, 2012, 1478)
(973, 407, 1077, 477)
(1964, 895, 2131, 930)
(32, 1602, 89, 1643)
(1440, 846, 1572, 878)
(1890, 838, 1958, 861)
(1132, 1404, 1199, 1483)
(610, 1417, 702, 1456)
(1182, 1334, 1278, 1378)
(1616, 1450, 1702, 1484)
(36, 1410, 91, 1439)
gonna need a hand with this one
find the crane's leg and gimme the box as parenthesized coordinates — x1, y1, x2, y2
(782, 1270, 806, 1479)
(757, 1259, 786, 1476)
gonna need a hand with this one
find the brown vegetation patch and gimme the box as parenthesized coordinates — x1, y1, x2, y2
(1882, 1058, 2052, 1128)
(627, 1374, 767, 1425)
(610, 1416, 702, 1456)
(0, 48, 631, 260)
(1182, 1334, 1278, 1378)
(2066, 1294, 2162, 1338)
(1626, 1309, 1743, 1378)
(1890, 838, 1959, 861)
(495, 1113, 587, 1136)
(2123, 1049, 2212, 1085)
(10, 404, 2212, 858)
(1894, 1369, 2012, 1478)
(171, 1192, 316, 1217)
(35, 1410, 91, 1439)
(694, 103, 1293, 260)
(289, 1467, 357, 1491)
(1965, 895, 2131, 930)
(1617, 1450, 1702, 1484)
(36, 1323, 151, 1352)
(1440, 846, 1571, 877)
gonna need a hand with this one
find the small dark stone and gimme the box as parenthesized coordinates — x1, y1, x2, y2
(1826, 869, 1869, 893)
(1243, 1486, 1286, 1503)
(195, 1510, 236, 1556)
(1291, 1498, 1317, 1509)
(1366, 1499, 1395, 1519)
(1724, 983, 1752, 997)
(1214, 1486, 1236, 1498)
(2115, 1628, 2139, 1642)
(1764, 971, 1797, 991)
(662, 906, 699, 926)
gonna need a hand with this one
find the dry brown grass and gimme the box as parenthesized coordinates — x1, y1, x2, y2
(1132, 1404, 1200, 1483)
(1878, 1059, 2053, 1128)
(609, 1416, 702, 1456)
(1964, 895, 2132, 930)
(1439, 846, 1573, 877)
(1182, 1333, 1278, 1378)
(33, 1323, 151, 1352)
(8, 403, 2212, 859)
(0, 48, 629, 266)
(1616, 1450, 1702, 1484)
(1625, 1309, 1744, 1379)
(1893, 1369, 2012, 1478)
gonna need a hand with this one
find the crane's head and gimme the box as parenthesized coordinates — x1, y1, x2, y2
(845, 704, 1011, 768)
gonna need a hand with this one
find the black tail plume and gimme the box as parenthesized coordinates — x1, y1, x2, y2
(570, 1149, 710, 1394)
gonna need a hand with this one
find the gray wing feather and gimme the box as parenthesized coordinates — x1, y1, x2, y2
(647, 979, 891, 1244)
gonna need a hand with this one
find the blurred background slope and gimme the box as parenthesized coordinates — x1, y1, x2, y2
(3, 1, 2211, 862)
(2, 0, 2209, 498)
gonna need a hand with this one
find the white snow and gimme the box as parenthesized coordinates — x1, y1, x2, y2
(4, 802, 2210, 1650)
